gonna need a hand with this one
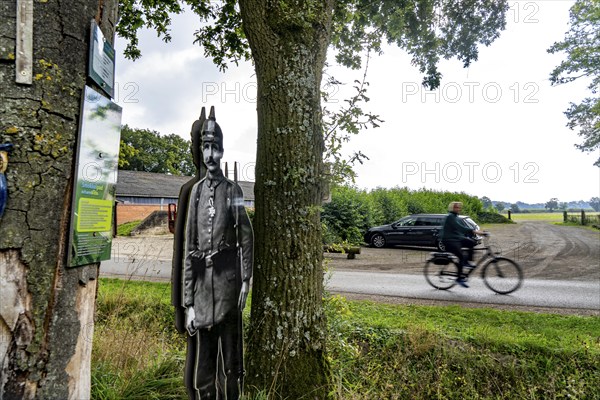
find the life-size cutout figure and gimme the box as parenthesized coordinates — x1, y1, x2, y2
(183, 107, 253, 400)
(172, 108, 206, 399)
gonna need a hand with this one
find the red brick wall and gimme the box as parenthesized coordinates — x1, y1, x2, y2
(116, 204, 166, 225)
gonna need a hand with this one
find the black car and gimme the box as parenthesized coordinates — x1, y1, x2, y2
(364, 214, 480, 250)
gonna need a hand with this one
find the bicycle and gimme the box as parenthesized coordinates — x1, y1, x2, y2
(424, 233, 523, 294)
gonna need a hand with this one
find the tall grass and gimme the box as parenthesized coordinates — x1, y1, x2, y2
(92, 279, 187, 399)
(92, 279, 600, 399)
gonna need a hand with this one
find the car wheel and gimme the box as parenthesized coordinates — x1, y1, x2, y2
(371, 234, 386, 248)
(436, 240, 445, 251)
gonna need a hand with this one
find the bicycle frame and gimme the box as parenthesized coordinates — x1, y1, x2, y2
(425, 233, 523, 294)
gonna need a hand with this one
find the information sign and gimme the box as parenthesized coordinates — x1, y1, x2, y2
(68, 85, 122, 267)
(88, 20, 116, 98)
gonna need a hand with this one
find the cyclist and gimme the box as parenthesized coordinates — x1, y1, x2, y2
(440, 202, 485, 288)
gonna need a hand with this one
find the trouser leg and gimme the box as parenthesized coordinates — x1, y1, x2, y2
(216, 314, 241, 400)
(460, 238, 476, 261)
(196, 328, 218, 399)
(444, 240, 465, 277)
(185, 334, 199, 400)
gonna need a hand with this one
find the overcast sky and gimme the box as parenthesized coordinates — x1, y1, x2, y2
(114, 0, 599, 204)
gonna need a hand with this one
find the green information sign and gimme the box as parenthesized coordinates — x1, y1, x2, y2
(69, 85, 122, 267)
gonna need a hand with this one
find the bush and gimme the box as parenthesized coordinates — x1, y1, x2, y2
(477, 211, 513, 224)
(117, 220, 141, 236)
(322, 185, 487, 244)
(322, 186, 380, 245)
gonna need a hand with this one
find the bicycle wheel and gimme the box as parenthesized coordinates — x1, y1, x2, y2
(424, 260, 459, 290)
(482, 257, 523, 294)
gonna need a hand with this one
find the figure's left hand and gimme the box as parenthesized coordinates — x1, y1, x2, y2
(238, 281, 249, 311)
(185, 307, 196, 334)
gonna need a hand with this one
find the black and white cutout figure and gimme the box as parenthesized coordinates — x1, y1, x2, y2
(182, 106, 253, 400)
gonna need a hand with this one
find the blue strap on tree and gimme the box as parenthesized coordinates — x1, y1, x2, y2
(0, 143, 14, 219)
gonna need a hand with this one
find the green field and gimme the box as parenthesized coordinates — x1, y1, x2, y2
(92, 278, 600, 400)
(508, 212, 599, 223)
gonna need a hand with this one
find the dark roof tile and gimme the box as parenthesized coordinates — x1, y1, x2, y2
(116, 170, 255, 201)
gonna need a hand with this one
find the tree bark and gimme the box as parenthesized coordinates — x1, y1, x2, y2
(239, 1, 334, 398)
(0, 0, 117, 398)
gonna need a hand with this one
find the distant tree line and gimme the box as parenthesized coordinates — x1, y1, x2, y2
(480, 196, 600, 214)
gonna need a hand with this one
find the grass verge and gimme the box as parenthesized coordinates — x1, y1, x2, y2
(117, 220, 142, 236)
(92, 278, 186, 399)
(92, 279, 600, 399)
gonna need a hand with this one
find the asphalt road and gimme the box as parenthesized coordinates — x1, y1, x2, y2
(325, 270, 600, 311)
(101, 221, 599, 314)
(100, 255, 600, 313)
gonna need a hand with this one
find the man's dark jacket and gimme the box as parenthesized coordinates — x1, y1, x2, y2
(440, 212, 472, 241)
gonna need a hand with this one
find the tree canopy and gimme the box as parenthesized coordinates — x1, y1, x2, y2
(545, 197, 559, 212)
(118, 0, 508, 90)
(589, 196, 600, 211)
(495, 201, 505, 213)
(548, 0, 600, 166)
(480, 196, 493, 209)
(119, 125, 194, 175)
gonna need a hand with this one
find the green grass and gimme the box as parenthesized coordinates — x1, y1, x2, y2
(509, 212, 600, 225)
(117, 220, 142, 236)
(327, 296, 599, 399)
(509, 212, 565, 222)
(92, 279, 187, 399)
(92, 279, 600, 400)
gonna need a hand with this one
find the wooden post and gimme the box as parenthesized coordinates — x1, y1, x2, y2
(563, 210, 567, 222)
(507, 210, 511, 220)
(581, 209, 585, 225)
(16, 0, 33, 84)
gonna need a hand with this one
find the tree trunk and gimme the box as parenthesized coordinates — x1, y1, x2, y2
(0, 1, 117, 398)
(239, 1, 334, 398)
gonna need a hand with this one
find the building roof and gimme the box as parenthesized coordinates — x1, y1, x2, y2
(116, 170, 255, 201)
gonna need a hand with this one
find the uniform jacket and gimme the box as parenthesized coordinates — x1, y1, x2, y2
(183, 172, 253, 329)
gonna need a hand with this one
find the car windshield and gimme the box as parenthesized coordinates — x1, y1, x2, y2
(463, 217, 480, 230)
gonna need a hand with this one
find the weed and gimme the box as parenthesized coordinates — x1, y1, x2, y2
(117, 220, 142, 236)
(93, 279, 600, 399)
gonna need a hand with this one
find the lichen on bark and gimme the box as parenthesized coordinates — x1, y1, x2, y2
(0, 0, 118, 397)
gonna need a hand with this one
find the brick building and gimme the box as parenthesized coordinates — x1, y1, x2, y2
(115, 170, 255, 225)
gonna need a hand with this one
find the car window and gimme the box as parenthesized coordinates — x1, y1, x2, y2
(417, 217, 435, 226)
(400, 217, 416, 226)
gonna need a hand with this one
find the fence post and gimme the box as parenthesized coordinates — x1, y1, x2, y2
(507, 210, 511, 220)
(581, 209, 586, 225)
(563, 211, 567, 222)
